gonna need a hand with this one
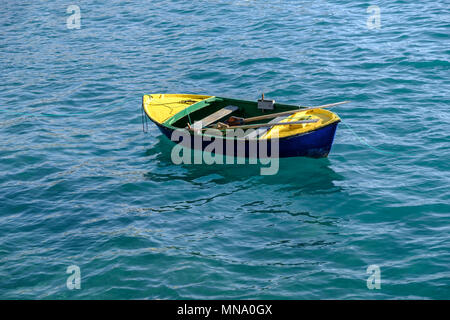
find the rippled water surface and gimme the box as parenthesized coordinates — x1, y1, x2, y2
(1, 1, 449, 299)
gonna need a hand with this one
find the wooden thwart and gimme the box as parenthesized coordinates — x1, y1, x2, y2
(191, 105, 238, 130)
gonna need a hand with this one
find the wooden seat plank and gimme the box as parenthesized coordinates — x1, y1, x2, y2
(192, 105, 238, 129)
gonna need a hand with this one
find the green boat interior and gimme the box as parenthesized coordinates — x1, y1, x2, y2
(167, 97, 299, 129)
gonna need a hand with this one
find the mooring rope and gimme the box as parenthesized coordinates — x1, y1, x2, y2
(341, 120, 395, 155)
(141, 102, 148, 133)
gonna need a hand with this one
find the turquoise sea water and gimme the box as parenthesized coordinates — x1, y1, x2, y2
(1, 1, 449, 299)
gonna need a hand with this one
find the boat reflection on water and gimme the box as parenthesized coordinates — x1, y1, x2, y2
(143, 136, 344, 196)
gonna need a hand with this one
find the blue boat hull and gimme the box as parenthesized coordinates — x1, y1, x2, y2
(150, 119, 339, 158)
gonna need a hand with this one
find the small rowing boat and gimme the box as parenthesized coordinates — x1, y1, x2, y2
(142, 94, 344, 158)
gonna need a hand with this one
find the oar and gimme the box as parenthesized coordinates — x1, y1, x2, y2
(227, 100, 350, 125)
(189, 119, 319, 132)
